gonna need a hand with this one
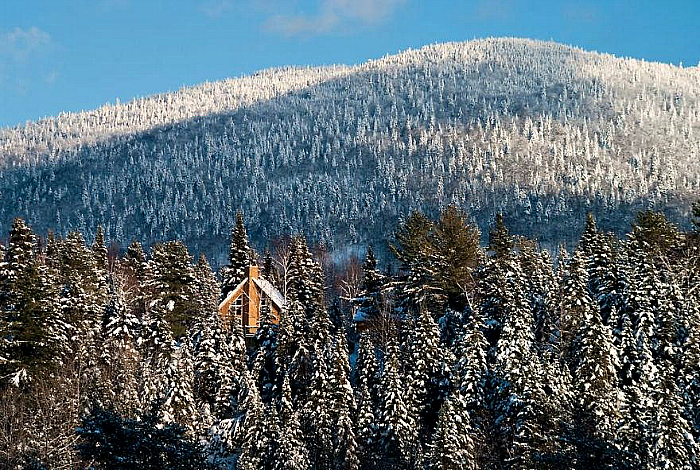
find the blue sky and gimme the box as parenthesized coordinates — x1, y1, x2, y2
(1, 0, 698, 128)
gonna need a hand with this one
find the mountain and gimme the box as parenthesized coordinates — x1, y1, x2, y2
(1, 37, 699, 264)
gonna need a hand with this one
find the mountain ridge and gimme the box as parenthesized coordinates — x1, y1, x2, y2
(1, 37, 699, 264)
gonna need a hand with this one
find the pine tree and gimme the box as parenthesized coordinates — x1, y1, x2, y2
(92, 225, 108, 273)
(143, 240, 196, 338)
(425, 392, 476, 470)
(488, 213, 514, 259)
(648, 374, 697, 470)
(405, 307, 444, 440)
(275, 374, 310, 470)
(330, 333, 359, 470)
(379, 337, 414, 467)
(221, 211, 252, 300)
(0, 218, 63, 385)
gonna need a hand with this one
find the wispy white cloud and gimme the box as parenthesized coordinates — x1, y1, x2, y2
(201, 0, 233, 19)
(264, 0, 406, 36)
(0, 27, 52, 61)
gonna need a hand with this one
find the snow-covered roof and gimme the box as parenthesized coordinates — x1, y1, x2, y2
(218, 278, 248, 311)
(252, 277, 285, 309)
(217, 276, 286, 312)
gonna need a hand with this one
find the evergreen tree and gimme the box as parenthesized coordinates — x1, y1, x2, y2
(488, 213, 514, 259)
(452, 308, 488, 414)
(77, 407, 211, 469)
(143, 241, 196, 338)
(379, 337, 414, 467)
(405, 307, 444, 441)
(159, 343, 197, 434)
(221, 211, 252, 300)
(122, 239, 147, 283)
(250, 303, 278, 403)
(191, 311, 244, 421)
(99, 282, 141, 415)
(330, 333, 359, 470)
(353, 245, 387, 324)
(573, 305, 620, 445)
(238, 375, 268, 470)
(425, 391, 477, 470)
(275, 374, 310, 470)
(305, 339, 334, 470)
(193, 254, 220, 318)
(0, 218, 62, 385)
(92, 225, 108, 273)
(648, 374, 697, 470)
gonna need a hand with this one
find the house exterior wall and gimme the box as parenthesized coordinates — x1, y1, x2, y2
(218, 265, 281, 338)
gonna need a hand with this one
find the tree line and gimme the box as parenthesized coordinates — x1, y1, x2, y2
(1, 202, 700, 469)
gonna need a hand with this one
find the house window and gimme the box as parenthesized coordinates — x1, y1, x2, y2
(232, 296, 243, 328)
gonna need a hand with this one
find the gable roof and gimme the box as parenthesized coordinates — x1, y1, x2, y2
(217, 276, 286, 312)
(252, 277, 285, 309)
(218, 278, 248, 311)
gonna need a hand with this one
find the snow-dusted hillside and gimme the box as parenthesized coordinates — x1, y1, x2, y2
(1, 38, 699, 262)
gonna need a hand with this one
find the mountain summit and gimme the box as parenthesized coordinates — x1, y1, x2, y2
(1, 38, 699, 261)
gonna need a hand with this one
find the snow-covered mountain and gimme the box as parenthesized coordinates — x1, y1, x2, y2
(1, 38, 699, 263)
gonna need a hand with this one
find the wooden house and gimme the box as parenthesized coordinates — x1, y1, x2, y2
(218, 265, 284, 339)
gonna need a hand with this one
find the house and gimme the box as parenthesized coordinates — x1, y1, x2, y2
(218, 265, 284, 340)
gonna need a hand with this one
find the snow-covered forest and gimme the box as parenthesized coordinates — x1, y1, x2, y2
(2, 204, 700, 469)
(1, 38, 700, 265)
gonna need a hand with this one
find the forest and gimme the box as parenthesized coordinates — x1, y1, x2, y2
(2, 38, 700, 264)
(1, 202, 700, 469)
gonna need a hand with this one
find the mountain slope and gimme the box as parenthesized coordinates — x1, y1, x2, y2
(1, 38, 699, 263)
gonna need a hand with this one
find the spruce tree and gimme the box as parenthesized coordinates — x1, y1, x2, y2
(275, 374, 311, 470)
(221, 211, 252, 300)
(573, 305, 620, 444)
(92, 225, 108, 273)
(143, 240, 196, 338)
(354, 245, 387, 324)
(0, 218, 63, 385)
(405, 307, 444, 440)
(193, 254, 220, 318)
(425, 392, 476, 470)
(648, 374, 697, 470)
(379, 337, 414, 467)
(330, 333, 359, 470)
(488, 213, 514, 259)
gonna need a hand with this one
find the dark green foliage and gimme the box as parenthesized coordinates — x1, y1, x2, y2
(76, 407, 211, 469)
(488, 213, 513, 259)
(221, 211, 253, 300)
(144, 240, 196, 338)
(3, 203, 700, 469)
(631, 210, 680, 257)
(391, 206, 481, 313)
(0, 218, 61, 385)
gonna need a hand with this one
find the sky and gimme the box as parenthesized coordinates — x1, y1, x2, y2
(1, 0, 698, 128)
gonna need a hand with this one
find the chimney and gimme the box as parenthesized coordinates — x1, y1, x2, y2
(248, 264, 259, 280)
